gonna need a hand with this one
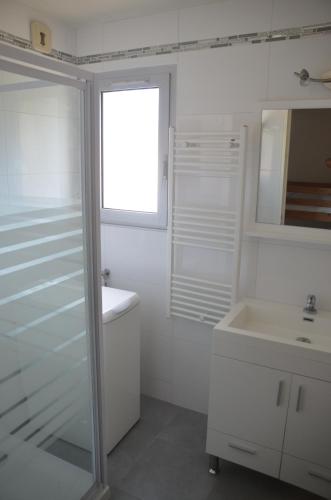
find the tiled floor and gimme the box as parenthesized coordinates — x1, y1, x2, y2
(47, 437, 92, 473)
(47, 396, 323, 499)
(108, 396, 323, 500)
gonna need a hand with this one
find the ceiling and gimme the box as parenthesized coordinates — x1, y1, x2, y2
(19, 0, 220, 25)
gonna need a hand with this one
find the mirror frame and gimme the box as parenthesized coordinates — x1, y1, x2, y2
(247, 98, 331, 247)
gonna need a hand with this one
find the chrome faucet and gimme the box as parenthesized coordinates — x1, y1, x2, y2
(303, 294, 317, 314)
(101, 268, 111, 287)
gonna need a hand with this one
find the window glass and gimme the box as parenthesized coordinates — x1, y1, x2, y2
(102, 88, 160, 213)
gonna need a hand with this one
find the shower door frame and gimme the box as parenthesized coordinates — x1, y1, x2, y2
(0, 42, 108, 500)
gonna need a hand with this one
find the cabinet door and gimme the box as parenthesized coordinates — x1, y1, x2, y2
(207, 356, 291, 450)
(284, 375, 331, 469)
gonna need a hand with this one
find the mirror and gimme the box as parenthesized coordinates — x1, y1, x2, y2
(256, 108, 331, 229)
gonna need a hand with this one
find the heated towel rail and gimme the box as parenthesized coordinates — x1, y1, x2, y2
(167, 126, 247, 326)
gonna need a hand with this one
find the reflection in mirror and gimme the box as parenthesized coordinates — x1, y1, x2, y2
(257, 108, 331, 230)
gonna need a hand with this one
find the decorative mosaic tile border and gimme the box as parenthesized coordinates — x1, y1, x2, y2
(77, 22, 331, 65)
(0, 22, 330, 67)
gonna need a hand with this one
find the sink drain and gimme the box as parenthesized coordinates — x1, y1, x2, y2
(296, 336, 312, 344)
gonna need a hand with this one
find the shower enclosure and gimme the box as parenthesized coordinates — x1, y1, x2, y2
(0, 45, 107, 499)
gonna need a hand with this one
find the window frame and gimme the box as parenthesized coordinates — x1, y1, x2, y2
(99, 70, 171, 229)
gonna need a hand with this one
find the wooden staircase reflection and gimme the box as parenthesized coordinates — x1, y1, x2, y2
(285, 182, 331, 226)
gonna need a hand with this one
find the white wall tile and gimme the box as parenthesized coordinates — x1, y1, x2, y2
(141, 330, 173, 383)
(0, 175, 9, 198)
(79, 62, 107, 73)
(103, 53, 179, 72)
(173, 338, 211, 413)
(176, 112, 260, 148)
(239, 238, 259, 298)
(0, 69, 81, 211)
(5, 113, 75, 175)
(1, 83, 80, 120)
(255, 241, 331, 311)
(141, 375, 173, 403)
(136, 281, 172, 337)
(0, 114, 7, 176)
(177, 44, 269, 115)
(271, 0, 331, 30)
(75, 23, 104, 57)
(244, 159, 260, 225)
(8, 173, 63, 199)
(179, 0, 273, 42)
(2, 86, 57, 117)
(173, 317, 212, 346)
(267, 35, 331, 101)
(80, 53, 179, 75)
(103, 10, 179, 53)
(101, 225, 167, 286)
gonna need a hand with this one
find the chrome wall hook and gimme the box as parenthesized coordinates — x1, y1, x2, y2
(294, 68, 331, 86)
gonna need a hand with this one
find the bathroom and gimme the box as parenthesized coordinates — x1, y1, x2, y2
(0, 0, 331, 499)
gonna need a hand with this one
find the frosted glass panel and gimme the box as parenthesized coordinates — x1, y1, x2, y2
(0, 69, 94, 499)
(102, 88, 159, 212)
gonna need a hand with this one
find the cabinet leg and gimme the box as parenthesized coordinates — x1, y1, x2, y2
(208, 455, 219, 475)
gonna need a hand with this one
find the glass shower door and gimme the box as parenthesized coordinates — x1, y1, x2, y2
(0, 67, 100, 499)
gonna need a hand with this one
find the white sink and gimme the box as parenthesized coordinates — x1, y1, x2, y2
(209, 299, 331, 499)
(218, 299, 331, 354)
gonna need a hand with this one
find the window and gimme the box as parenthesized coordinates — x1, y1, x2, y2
(100, 72, 170, 228)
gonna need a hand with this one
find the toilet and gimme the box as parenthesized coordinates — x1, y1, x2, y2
(101, 286, 141, 454)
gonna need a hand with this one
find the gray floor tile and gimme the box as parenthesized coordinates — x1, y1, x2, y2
(110, 487, 140, 500)
(157, 407, 208, 453)
(206, 461, 323, 500)
(118, 438, 215, 500)
(108, 395, 183, 486)
(112, 418, 161, 462)
(108, 418, 169, 485)
(109, 396, 323, 500)
(108, 446, 136, 487)
(141, 395, 182, 429)
(46, 438, 92, 473)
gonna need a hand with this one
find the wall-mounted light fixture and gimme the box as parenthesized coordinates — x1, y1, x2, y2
(294, 68, 331, 90)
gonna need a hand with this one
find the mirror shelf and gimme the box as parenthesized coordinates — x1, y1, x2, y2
(245, 222, 331, 248)
(254, 98, 331, 242)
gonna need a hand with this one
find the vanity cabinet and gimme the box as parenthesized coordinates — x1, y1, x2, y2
(208, 356, 291, 450)
(207, 356, 331, 498)
(284, 375, 331, 469)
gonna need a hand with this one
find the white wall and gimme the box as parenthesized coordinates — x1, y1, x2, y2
(0, 1, 81, 206)
(0, 71, 81, 209)
(77, 0, 331, 414)
(0, 0, 76, 54)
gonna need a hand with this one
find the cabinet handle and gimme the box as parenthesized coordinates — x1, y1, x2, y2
(228, 442, 257, 455)
(308, 470, 331, 483)
(276, 380, 284, 406)
(295, 385, 304, 412)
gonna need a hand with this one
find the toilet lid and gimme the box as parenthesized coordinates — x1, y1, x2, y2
(102, 287, 140, 323)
